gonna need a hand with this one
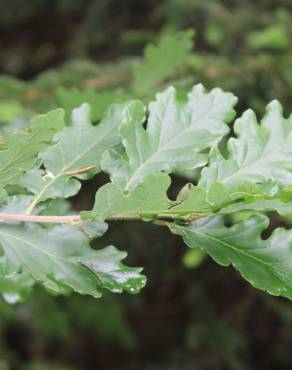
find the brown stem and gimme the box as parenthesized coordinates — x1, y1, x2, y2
(0, 213, 81, 224)
(0, 212, 205, 225)
(65, 165, 95, 175)
(0, 213, 144, 223)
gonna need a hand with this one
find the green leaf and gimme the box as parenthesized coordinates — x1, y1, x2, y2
(220, 198, 292, 217)
(85, 173, 239, 222)
(175, 179, 292, 218)
(57, 87, 126, 121)
(0, 100, 23, 123)
(165, 181, 231, 217)
(40, 198, 72, 216)
(169, 185, 211, 216)
(0, 223, 146, 298)
(132, 30, 194, 94)
(21, 103, 127, 210)
(230, 180, 283, 201)
(183, 248, 206, 269)
(0, 188, 7, 205)
(0, 194, 39, 214)
(247, 25, 289, 50)
(0, 108, 64, 188)
(103, 84, 237, 191)
(0, 194, 145, 298)
(171, 214, 292, 299)
(220, 185, 292, 217)
(84, 173, 231, 222)
(200, 101, 292, 190)
(206, 182, 231, 210)
(82, 173, 172, 221)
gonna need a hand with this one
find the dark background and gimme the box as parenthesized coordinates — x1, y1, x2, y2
(1, 1, 292, 369)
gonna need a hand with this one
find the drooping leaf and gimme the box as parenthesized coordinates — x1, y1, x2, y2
(21, 103, 128, 210)
(103, 84, 237, 191)
(200, 101, 292, 190)
(0, 194, 145, 298)
(0, 108, 64, 188)
(171, 214, 292, 299)
(0, 223, 146, 298)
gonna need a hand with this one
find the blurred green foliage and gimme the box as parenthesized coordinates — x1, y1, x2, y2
(1, 0, 292, 369)
(2, 0, 292, 118)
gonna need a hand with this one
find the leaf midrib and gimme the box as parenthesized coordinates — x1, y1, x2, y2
(0, 229, 68, 263)
(124, 98, 227, 190)
(221, 133, 292, 186)
(0, 130, 41, 184)
(191, 227, 292, 284)
(0, 229, 95, 292)
(27, 119, 118, 211)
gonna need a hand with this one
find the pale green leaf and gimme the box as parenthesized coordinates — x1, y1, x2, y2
(219, 185, 292, 217)
(132, 30, 194, 93)
(103, 84, 237, 191)
(0, 195, 144, 298)
(229, 180, 283, 201)
(169, 181, 231, 216)
(220, 198, 292, 217)
(41, 198, 72, 216)
(0, 188, 7, 205)
(247, 25, 289, 50)
(21, 103, 127, 208)
(20, 168, 81, 202)
(0, 100, 23, 123)
(200, 101, 292, 190)
(169, 185, 211, 216)
(0, 108, 64, 188)
(82, 173, 172, 221)
(0, 195, 39, 214)
(57, 87, 126, 121)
